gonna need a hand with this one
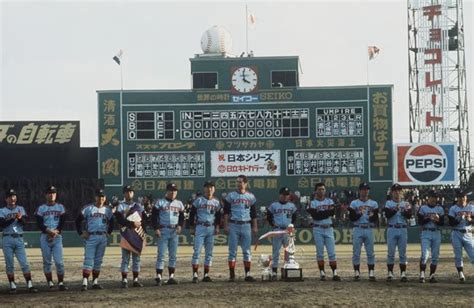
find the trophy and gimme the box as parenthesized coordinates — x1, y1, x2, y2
(258, 254, 273, 282)
(281, 224, 303, 281)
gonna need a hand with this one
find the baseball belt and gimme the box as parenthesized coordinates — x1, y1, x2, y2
(159, 224, 178, 229)
(89, 231, 107, 235)
(229, 219, 251, 225)
(422, 227, 438, 232)
(196, 222, 213, 227)
(388, 224, 407, 229)
(354, 224, 373, 229)
(453, 229, 473, 234)
(3, 234, 23, 238)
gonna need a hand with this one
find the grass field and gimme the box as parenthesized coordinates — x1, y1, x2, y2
(0, 244, 473, 307)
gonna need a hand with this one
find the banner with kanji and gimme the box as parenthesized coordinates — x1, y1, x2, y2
(211, 150, 280, 177)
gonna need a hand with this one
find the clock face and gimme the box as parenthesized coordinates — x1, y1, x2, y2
(231, 67, 258, 93)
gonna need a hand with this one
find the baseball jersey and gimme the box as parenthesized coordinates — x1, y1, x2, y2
(192, 196, 221, 224)
(81, 204, 113, 233)
(418, 204, 444, 229)
(448, 204, 474, 231)
(309, 198, 334, 225)
(349, 199, 379, 225)
(384, 200, 411, 225)
(153, 198, 184, 226)
(224, 191, 257, 222)
(267, 201, 297, 228)
(35, 203, 66, 230)
(0, 206, 27, 234)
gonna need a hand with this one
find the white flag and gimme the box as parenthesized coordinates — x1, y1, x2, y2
(368, 46, 380, 60)
(248, 13, 257, 28)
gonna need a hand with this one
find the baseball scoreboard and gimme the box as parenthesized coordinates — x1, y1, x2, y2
(98, 55, 393, 203)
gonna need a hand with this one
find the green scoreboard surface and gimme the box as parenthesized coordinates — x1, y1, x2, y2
(98, 56, 393, 204)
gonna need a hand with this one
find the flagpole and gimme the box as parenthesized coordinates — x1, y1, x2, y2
(245, 2, 249, 54)
(366, 45, 369, 85)
(120, 63, 123, 93)
(119, 57, 123, 123)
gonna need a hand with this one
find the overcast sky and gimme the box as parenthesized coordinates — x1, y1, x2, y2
(1, 0, 473, 154)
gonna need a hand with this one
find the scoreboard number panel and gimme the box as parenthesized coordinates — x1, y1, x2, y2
(287, 149, 365, 176)
(128, 151, 205, 178)
(180, 108, 309, 140)
(316, 107, 364, 137)
(127, 111, 175, 140)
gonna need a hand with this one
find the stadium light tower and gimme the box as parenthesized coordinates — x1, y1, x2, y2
(408, 0, 471, 186)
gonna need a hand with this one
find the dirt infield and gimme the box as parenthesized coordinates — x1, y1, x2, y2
(0, 244, 473, 307)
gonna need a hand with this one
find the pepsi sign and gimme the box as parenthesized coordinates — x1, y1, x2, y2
(394, 143, 457, 185)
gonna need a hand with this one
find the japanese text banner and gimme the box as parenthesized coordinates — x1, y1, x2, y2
(211, 150, 281, 177)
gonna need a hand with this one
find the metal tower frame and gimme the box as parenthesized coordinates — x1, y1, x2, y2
(408, 0, 471, 186)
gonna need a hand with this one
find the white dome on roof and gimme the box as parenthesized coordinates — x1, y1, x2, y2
(200, 25, 233, 54)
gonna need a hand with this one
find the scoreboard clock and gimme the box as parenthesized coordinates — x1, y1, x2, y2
(231, 66, 258, 93)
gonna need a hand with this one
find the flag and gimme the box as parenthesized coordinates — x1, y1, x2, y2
(368, 46, 380, 60)
(248, 12, 256, 28)
(113, 49, 123, 65)
(119, 204, 147, 255)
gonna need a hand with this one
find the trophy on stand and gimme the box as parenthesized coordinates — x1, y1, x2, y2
(258, 254, 273, 282)
(281, 224, 303, 281)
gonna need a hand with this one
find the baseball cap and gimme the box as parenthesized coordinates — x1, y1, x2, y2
(203, 181, 215, 188)
(123, 185, 134, 193)
(359, 182, 370, 190)
(166, 183, 178, 191)
(95, 188, 106, 197)
(427, 190, 438, 198)
(391, 183, 403, 191)
(279, 187, 290, 195)
(6, 188, 17, 197)
(45, 185, 57, 194)
(454, 189, 467, 198)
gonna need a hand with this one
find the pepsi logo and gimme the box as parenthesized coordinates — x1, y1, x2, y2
(404, 144, 447, 183)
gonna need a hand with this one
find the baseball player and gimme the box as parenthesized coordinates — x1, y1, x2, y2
(417, 189, 445, 283)
(348, 182, 379, 281)
(448, 189, 474, 283)
(307, 182, 341, 281)
(0, 189, 38, 293)
(223, 174, 258, 282)
(189, 181, 221, 283)
(152, 183, 185, 285)
(35, 185, 67, 290)
(115, 185, 146, 288)
(75, 188, 114, 291)
(383, 183, 412, 282)
(266, 187, 297, 280)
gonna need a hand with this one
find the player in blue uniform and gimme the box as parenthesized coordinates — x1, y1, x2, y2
(383, 183, 412, 282)
(35, 185, 68, 290)
(417, 189, 445, 283)
(348, 182, 379, 281)
(115, 185, 146, 288)
(75, 188, 114, 291)
(307, 182, 341, 281)
(152, 183, 185, 285)
(448, 189, 474, 283)
(1, 189, 38, 293)
(223, 174, 258, 282)
(189, 181, 221, 283)
(266, 187, 297, 280)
